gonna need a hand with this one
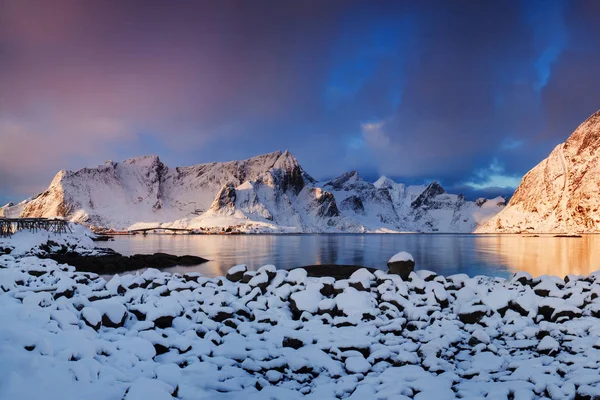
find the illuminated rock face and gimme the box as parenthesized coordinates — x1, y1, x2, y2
(478, 109, 600, 233)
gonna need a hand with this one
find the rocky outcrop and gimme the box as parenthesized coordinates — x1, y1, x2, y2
(478, 109, 600, 233)
(209, 184, 237, 215)
(310, 188, 339, 218)
(326, 171, 361, 191)
(293, 187, 339, 219)
(271, 150, 308, 195)
(44, 250, 208, 275)
(411, 181, 445, 209)
(340, 195, 365, 214)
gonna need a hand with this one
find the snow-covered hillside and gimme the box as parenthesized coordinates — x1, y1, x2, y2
(478, 109, 600, 233)
(1, 151, 505, 233)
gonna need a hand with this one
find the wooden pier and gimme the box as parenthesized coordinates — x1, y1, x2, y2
(0, 218, 72, 237)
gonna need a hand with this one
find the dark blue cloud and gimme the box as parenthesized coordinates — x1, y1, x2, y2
(1, 0, 600, 203)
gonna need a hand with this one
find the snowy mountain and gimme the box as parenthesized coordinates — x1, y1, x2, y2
(1, 151, 505, 232)
(477, 109, 600, 233)
(371, 176, 505, 232)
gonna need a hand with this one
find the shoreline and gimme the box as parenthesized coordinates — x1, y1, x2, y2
(2, 246, 600, 398)
(94, 230, 600, 236)
(2, 229, 600, 399)
(93, 232, 600, 279)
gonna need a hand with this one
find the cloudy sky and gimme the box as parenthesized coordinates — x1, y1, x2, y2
(1, 0, 600, 204)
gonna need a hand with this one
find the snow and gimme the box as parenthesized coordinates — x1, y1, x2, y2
(388, 251, 414, 263)
(286, 268, 308, 285)
(345, 356, 371, 374)
(0, 223, 97, 256)
(537, 336, 560, 353)
(227, 264, 247, 275)
(2, 230, 600, 398)
(90, 299, 127, 326)
(290, 283, 323, 314)
(124, 378, 174, 400)
(1, 150, 505, 233)
(470, 329, 490, 344)
(470, 352, 505, 371)
(335, 287, 376, 319)
(248, 273, 269, 287)
(81, 307, 102, 328)
(348, 268, 375, 289)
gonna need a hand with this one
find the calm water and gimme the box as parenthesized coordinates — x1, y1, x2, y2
(96, 234, 600, 279)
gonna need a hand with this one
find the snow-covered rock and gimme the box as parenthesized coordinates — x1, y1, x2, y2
(345, 356, 371, 374)
(388, 251, 414, 263)
(478, 109, 600, 233)
(1, 151, 505, 233)
(1, 240, 600, 399)
(387, 251, 416, 279)
(537, 336, 560, 355)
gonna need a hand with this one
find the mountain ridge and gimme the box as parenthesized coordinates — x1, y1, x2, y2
(1, 151, 505, 233)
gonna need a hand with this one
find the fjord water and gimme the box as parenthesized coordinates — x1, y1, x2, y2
(100, 234, 600, 277)
(97, 234, 600, 279)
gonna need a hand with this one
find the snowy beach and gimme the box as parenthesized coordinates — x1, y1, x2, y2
(2, 230, 600, 399)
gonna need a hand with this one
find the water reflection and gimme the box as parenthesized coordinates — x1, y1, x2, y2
(96, 234, 600, 279)
(475, 235, 600, 278)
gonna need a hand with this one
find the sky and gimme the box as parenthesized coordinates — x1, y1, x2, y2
(1, 0, 600, 205)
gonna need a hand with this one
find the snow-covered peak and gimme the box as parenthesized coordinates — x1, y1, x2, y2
(325, 171, 362, 190)
(373, 176, 396, 189)
(564, 108, 600, 155)
(411, 181, 445, 209)
(475, 197, 507, 208)
(272, 150, 296, 169)
(121, 155, 162, 167)
(50, 169, 68, 181)
(427, 180, 445, 194)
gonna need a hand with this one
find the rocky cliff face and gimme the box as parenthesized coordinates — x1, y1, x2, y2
(477, 109, 600, 233)
(1, 151, 505, 232)
(209, 184, 237, 215)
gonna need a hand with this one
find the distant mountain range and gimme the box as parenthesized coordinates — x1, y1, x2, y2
(478, 109, 600, 233)
(1, 151, 506, 233)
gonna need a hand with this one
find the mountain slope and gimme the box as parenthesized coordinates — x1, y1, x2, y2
(477, 109, 600, 233)
(1, 151, 505, 232)
(2, 152, 313, 229)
